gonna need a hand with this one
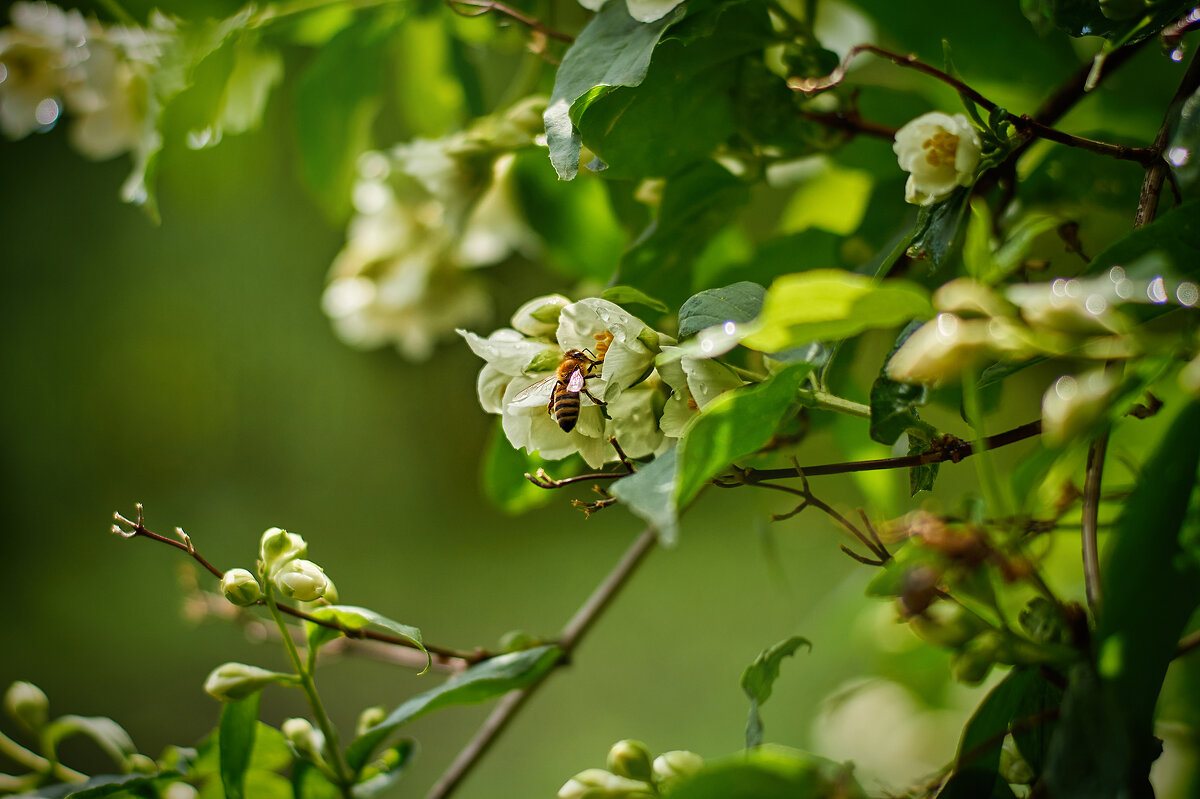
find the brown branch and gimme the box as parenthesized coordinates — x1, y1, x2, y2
(1176, 628, 1200, 659)
(789, 43, 1156, 166)
(425, 526, 658, 799)
(801, 109, 898, 141)
(113, 504, 488, 666)
(443, 0, 573, 43)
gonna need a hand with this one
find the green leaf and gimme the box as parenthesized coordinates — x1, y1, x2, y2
(940, 668, 1044, 799)
(675, 364, 812, 507)
(740, 636, 811, 749)
(481, 418, 574, 514)
(293, 759, 341, 799)
(678, 282, 765, 340)
(1088, 399, 1200, 788)
(906, 186, 971, 270)
(219, 693, 260, 799)
(609, 445, 681, 545)
(600, 286, 671, 317)
(668, 745, 867, 799)
(575, 0, 772, 179)
(617, 160, 751, 307)
(1085, 198, 1200, 280)
(741, 270, 933, 352)
(869, 321, 929, 446)
(352, 741, 415, 798)
(907, 428, 939, 495)
(544, 0, 686, 180)
(122, 7, 255, 220)
(346, 645, 561, 772)
(1043, 663, 1131, 799)
(295, 14, 396, 220)
(43, 716, 136, 771)
(1168, 83, 1200, 196)
(306, 606, 428, 673)
(173, 30, 282, 151)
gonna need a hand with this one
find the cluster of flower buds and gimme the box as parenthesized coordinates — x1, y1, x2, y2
(885, 274, 1199, 440)
(322, 99, 546, 360)
(461, 292, 738, 467)
(557, 740, 705, 799)
(0, 2, 162, 159)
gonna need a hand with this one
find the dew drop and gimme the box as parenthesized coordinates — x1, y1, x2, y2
(1171, 48, 1185, 63)
(34, 98, 60, 127)
(723, 321, 736, 335)
(1114, 278, 1134, 300)
(1085, 294, 1107, 315)
(1177, 281, 1199, 307)
(1051, 278, 1068, 297)
(1148, 276, 1168, 304)
(1168, 146, 1190, 167)
(1108, 265, 1125, 283)
(1054, 375, 1078, 401)
(936, 313, 958, 338)
(0, 63, 8, 85)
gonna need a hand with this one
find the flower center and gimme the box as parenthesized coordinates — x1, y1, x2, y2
(922, 131, 959, 167)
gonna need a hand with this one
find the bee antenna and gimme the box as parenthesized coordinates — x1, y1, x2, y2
(582, 347, 597, 359)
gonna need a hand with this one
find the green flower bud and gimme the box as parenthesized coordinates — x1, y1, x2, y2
(1019, 597, 1069, 645)
(259, 527, 307, 575)
(950, 631, 1003, 685)
(557, 769, 655, 799)
(4, 681, 48, 732)
(203, 662, 290, 703)
(498, 630, 538, 653)
(273, 559, 329, 602)
(999, 738, 1035, 784)
(607, 739, 653, 781)
(1100, 0, 1145, 19)
(652, 750, 704, 790)
(128, 753, 157, 774)
(512, 294, 570, 337)
(220, 568, 262, 607)
(356, 706, 386, 737)
(282, 717, 326, 763)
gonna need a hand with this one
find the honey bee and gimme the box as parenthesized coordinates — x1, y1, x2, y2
(512, 347, 606, 433)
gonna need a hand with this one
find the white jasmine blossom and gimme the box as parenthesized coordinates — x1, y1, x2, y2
(61, 27, 153, 160)
(0, 2, 88, 138)
(557, 298, 667, 404)
(893, 112, 982, 206)
(657, 346, 743, 438)
(886, 313, 1003, 386)
(511, 293, 571, 338)
(574, 0, 684, 22)
(1041, 370, 1118, 447)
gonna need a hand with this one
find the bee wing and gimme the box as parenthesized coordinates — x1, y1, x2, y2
(510, 374, 557, 407)
(566, 368, 585, 394)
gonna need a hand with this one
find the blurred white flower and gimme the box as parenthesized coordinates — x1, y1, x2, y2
(0, 2, 87, 138)
(1041, 370, 1118, 447)
(885, 313, 1026, 386)
(61, 25, 156, 160)
(574, 0, 684, 23)
(893, 111, 982, 206)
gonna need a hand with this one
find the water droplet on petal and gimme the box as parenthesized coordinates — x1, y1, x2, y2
(0, 63, 8, 85)
(936, 313, 958, 338)
(1064, 279, 1082, 298)
(34, 98, 60, 127)
(1168, 146, 1190, 167)
(723, 321, 736, 335)
(1051, 278, 1068, 297)
(1148, 276, 1168, 304)
(1054, 375, 1078, 401)
(1114, 278, 1134, 300)
(1177, 281, 1199, 307)
(1108, 265, 1125, 283)
(1085, 294, 1107, 315)
(1171, 48, 1185, 62)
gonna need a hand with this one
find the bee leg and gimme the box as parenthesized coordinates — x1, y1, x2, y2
(581, 387, 606, 406)
(547, 391, 556, 417)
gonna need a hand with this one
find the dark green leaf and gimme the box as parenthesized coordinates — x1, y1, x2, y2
(941, 668, 1043, 799)
(1085, 198, 1200, 280)
(600, 286, 671, 317)
(306, 606, 428, 672)
(741, 270, 933, 352)
(219, 693, 260, 799)
(668, 745, 867, 799)
(675, 364, 812, 507)
(740, 636, 811, 749)
(678, 282, 765, 340)
(1090, 399, 1200, 788)
(346, 645, 561, 772)
(1010, 665, 1064, 780)
(1043, 663, 1131, 799)
(544, 0, 686, 180)
(295, 15, 396, 220)
(293, 759, 341, 799)
(43, 716, 136, 770)
(907, 423, 939, 495)
(906, 186, 971, 270)
(1168, 83, 1200, 196)
(1021, 0, 1121, 38)
(22, 773, 181, 798)
(869, 320, 928, 446)
(610, 445, 680, 545)
(617, 160, 751, 307)
(575, 1, 772, 179)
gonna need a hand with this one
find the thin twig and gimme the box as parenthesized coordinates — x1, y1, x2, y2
(789, 44, 1156, 165)
(751, 468, 889, 564)
(425, 526, 658, 799)
(112, 505, 487, 665)
(800, 109, 898, 141)
(1176, 629, 1200, 659)
(443, 0, 573, 43)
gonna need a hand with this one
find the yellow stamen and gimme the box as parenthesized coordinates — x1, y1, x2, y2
(921, 130, 959, 167)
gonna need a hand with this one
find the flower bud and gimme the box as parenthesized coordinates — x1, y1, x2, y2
(885, 314, 994, 386)
(909, 602, 987, 649)
(512, 294, 570, 337)
(273, 559, 329, 602)
(128, 753, 157, 774)
(356, 706, 386, 737)
(220, 569, 262, 607)
(4, 681, 48, 732)
(282, 717, 326, 763)
(1041, 370, 1117, 447)
(607, 739, 653, 781)
(203, 662, 289, 703)
(557, 768, 655, 799)
(933, 278, 1014, 319)
(652, 750, 704, 790)
(1180, 352, 1200, 396)
(950, 631, 1003, 685)
(498, 630, 538, 653)
(1000, 738, 1035, 784)
(259, 527, 308, 574)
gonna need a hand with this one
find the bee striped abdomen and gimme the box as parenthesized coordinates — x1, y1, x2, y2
(553, 385, 581, 432)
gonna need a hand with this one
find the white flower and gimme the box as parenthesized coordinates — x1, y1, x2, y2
(574, 0, 683, 22)
(1041, 370, 1117, 447)
(893, 112, 982, 206)
(61, 27, 153, 160)
(557, 298, 667, 404)
(885, 313, 1020, 386)
(557, 768, 655, 799)
(511, 293, 570, 338)
(657, 347, 743, 438)
(0, 2, 88, 138)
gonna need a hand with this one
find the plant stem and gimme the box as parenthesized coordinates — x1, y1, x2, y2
(960, 368, 1010, 519)
(0, 729, 86, 784)
(266, 587, 355, 795)
(799, 388, 871, 419)
(425, 526, 658, 799)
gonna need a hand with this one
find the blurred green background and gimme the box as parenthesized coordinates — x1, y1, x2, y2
(1, 1, 1196, 797)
